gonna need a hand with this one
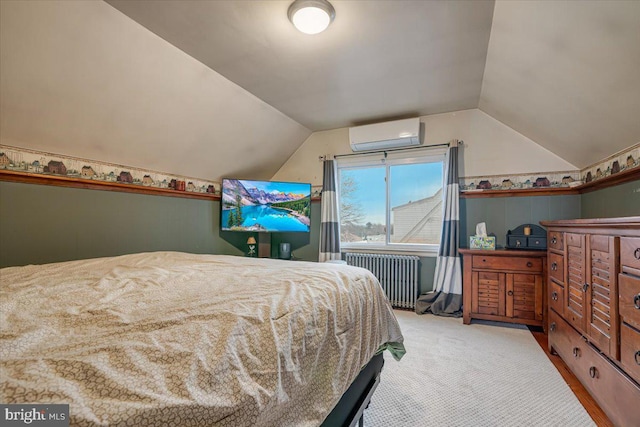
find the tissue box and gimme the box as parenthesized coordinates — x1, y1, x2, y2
(470, 236, 496, 250)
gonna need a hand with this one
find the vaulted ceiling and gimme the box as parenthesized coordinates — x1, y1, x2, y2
(106, 0, 640, 169)
(1, 1, 639, 181)
(107, 0, 495, 131)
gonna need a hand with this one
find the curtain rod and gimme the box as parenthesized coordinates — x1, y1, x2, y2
(331, 140, 462, 160)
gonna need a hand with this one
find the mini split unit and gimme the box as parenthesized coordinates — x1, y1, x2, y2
(349, 117, 421, 152)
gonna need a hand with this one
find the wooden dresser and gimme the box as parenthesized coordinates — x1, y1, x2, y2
(541, 217, 640, 426)
(460, 248, 546, 328)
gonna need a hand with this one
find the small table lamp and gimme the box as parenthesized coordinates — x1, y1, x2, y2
(246, 236, 257, 257)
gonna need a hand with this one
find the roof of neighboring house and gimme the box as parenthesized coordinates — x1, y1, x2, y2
(392, 188, 443, 211)
(392, 188, 443, 244)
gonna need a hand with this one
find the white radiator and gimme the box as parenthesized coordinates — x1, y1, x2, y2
(345, 253, 420, 309)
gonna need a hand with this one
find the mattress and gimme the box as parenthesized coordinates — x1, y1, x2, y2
(0, 252, 404, 426)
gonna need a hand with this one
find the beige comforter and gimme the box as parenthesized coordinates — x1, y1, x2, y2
(0, 252, 404, 426)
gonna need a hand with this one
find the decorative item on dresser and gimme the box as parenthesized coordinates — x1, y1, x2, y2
(460, 249, 546, 328)
(506, 223, 547, 250)
(540, 217, 640, 427)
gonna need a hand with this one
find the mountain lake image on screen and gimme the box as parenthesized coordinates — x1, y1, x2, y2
(221, 179, 311, 232)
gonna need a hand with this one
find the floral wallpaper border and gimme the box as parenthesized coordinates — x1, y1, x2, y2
(1, 142, 638, 197)
(460, 170, 582, 192)
(460, 143, 640, 192)
(0, 145, 326, 199)
(580, 143, 640, 184)
(0, 145, 221, 195)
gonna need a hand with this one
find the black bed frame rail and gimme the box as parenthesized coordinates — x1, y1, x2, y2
(320, 353, 385, 427)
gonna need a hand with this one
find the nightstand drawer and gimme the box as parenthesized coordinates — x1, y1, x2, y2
(472, 255, 542, 273)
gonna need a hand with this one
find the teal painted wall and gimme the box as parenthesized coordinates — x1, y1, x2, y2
(460, 194, 582, 249)
(580, 179, 640, 218)
(407, 194, 579, 294)
(0, 181, 231, 267)
(0, 181, 321, 268)
(0, 181, 581, 295)
(3, 180, 635, 295)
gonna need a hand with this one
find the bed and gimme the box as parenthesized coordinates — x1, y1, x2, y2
(0, 252, 405, 426)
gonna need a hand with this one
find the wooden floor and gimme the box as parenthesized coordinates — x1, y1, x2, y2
(528, 328, 613, 427)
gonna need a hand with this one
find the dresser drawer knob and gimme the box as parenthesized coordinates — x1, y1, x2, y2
(634, 294, 640, 310)
(551, 291, 558, 301)
(551, 237, 557, 244)
(526, 262, 533, 267)
(582, 283, 590, 292)
(635, 248, 640, 260)
(572, 347, 580, 358)
(635, 351, 640, 365)
(589, 366, 598, 379)
(507, 290, 514, 296)
(550, 322, 556, 332)
(551, 262, 557, 271)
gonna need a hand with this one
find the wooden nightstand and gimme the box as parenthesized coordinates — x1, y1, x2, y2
(459, 248, 547, 329)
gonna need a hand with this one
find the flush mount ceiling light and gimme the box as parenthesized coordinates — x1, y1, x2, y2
(288, 0, 335, 35)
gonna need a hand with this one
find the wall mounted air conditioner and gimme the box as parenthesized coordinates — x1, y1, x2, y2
(349, 118, 421, 152)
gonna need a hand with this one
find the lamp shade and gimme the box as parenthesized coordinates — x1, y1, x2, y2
(247, 237, 257, 245)
(288, 0, 335, 35)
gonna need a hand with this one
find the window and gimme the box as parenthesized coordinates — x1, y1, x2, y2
(337, 149, 445, 253)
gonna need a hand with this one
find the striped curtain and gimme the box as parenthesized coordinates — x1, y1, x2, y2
(319, 159, 341, 262)
(415, 140, 462, 317)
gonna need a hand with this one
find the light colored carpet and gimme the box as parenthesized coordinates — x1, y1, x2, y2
(363, 310, 595, 427)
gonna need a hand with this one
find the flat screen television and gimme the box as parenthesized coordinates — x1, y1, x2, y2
(221, 179, 311, 232)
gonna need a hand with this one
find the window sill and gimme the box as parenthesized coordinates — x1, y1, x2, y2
(340, 246, 439, 257)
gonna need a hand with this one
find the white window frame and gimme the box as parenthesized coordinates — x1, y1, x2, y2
(336, 147, 446, 256)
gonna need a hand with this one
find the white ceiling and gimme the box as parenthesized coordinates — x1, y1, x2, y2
(106, 0, 495, 131)
(1, 0, 639, 181)
(481, 0, 640, 168)
(106, 0, 640, 168)
(0, 1, 310, 181)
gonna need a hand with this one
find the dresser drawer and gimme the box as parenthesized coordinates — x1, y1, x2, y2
(566, 232, 584, 248)
(548, 280, 564, 317)
(549, 310, 640, 427)
(472, 255, 542, 273)
(548, 252, 564, 284)
(548, 231, 564, 252)
(576, 335, 640, 427)
(619, 273, 640, 330)
(620, 322, 640, 385)
(621, 237, 640, 275)
(548, 309, 584, 365)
